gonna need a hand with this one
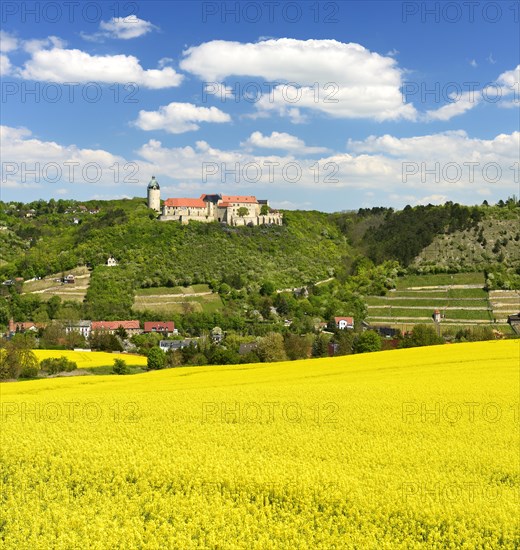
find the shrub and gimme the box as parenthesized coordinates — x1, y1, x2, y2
(147, 346, 166, 370)
(19, 364, 39, 379)
(400, 325, 443, 348)
(113, 358, 129, 375)
(40, 356, 78, 375)
(352, 331, 382, 354)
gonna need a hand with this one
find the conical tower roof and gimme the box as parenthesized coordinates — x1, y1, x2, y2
(148, 176, 160, 190)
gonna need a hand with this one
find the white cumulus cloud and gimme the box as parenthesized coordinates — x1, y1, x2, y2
(241, 131, 328, 154)
(17, 46, 182, 88)
(180, 38, 417, 122)
(133, 102, 231, 134)
(82, 16, 158, 41)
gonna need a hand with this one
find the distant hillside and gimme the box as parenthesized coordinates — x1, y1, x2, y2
(331, 199, 519, 272)
(0, 199, 351, 289)
(412, 208, 519, 271)
(1, 198, 518, 291)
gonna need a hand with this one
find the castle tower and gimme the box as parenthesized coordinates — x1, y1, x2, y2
(147, 176, 161, 212)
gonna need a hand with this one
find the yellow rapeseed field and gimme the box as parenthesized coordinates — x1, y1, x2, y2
(33, 349, 148, 369)
(1, 341, 518, 549)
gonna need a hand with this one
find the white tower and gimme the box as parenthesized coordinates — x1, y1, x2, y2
(147, 176, 161, 212)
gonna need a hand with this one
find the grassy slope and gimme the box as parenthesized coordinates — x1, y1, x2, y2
(1, 341, 518, 548)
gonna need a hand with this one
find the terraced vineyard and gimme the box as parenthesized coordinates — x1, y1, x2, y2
(133, 284, 223, 314)
(21, 266, 90, 302)
(366, 272, 502, 330)
(489, 290, 520, 323)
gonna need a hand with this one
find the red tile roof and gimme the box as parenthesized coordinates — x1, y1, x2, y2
(8, 320, 45, 332)
(164, 198, 206, 208)
(220, 195, 258, 204)
(143, 321, 175, 333)
(334, 317, 354, 324)
(91, 320, 140, 331)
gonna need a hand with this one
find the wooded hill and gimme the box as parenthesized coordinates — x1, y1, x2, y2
(1, 197, 518, 290)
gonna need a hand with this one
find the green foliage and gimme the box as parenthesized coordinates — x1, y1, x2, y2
(312, 334, 329, 358)
(332, 329, 356, 355)
(1, 203, 350, 291)
(39, 322, 66, 349)
(89, 331, 123, 352)
(0, 338, 39, 379)
(400, 325, 443, 348)
(237, 207, 249, 217)
(256, 333, 287, 362)
(352, 331, 382, 354)
(485, 265, 520, 290)
(284, 334, 312, 360)
(147, 346, 166, 370)
(40, 356, 78, 375)
(453, 326, 495, 342)
(333, 203, 484, 267)
(85, 267, 135, 319)
(130, 332, 162, 354)
(112, 358, 129, 375)
(259, 281, 276, 296)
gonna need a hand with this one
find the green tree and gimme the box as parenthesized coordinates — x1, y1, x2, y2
(40, 322, 67, 348)
(89, 331, 123, 352)
(113, 358, 129, 375)
(147, 346, 166, 370)
(46, 296, 62, 319)
(260, 281, 276, 296)
(352, 331, 381, 354)
(312, 334, 329, 358)
(400, 324, 443, 348)
(334, 329, 355, 355)
(256, 333, 287, 362)
(115, 326, 128, 340)
(237, 207, 249, 217)
(284, 334, 312, 360)
(0, 338, 39, 379)
(260, 204, 269, 216)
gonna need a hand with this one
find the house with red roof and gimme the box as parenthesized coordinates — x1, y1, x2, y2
(143, 321, 176, 336)
(8, 319, 46, 336)
(334, 317, 354, 330)
(91, 320, 141, 335)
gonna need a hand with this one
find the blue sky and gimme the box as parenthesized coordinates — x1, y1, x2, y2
(1, 0, 518, 211)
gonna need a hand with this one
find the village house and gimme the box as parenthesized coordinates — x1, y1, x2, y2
(91, 320, 140, 336)
(335, 316, 354, 330)
(143, 321, 177, 336)
(106, 256, 118, 267)
(159, 339, 197, 352)
(211, 326, 223, 343)
(65, 320, 92, 339)
(147, 178, 282, 226)
(7, 319, 46, 337)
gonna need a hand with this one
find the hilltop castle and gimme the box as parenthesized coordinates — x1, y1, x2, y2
(147, 177, 283, 226)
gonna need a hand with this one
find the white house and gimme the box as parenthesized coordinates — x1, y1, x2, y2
(65, 320, 92, 339)
(335, 316, 354, 330)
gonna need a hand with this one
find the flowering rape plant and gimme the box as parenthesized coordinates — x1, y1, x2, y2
(1, 341, 518, 548)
